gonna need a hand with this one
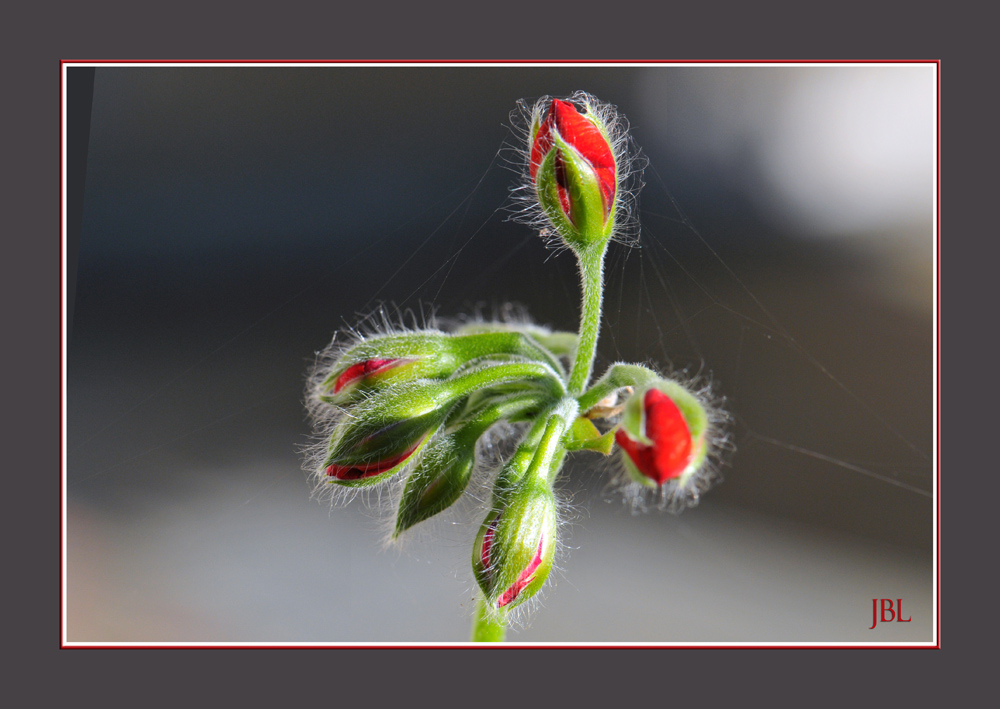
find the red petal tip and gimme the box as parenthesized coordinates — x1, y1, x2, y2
(332, 358, 403, 393)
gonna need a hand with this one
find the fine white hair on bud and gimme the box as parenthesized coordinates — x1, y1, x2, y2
(504, 90, 646, 252)
(611, 368, 733, 514)
(303, 303, 446, 507)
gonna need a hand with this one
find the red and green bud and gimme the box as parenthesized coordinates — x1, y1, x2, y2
(319, 333, 457, 402)
(332, 358, 413, 393)
(530, 97, 618, 248)
(615, 382, 708, 487)
(323, 383, 457, 486)
(324, 359, 564, 487)
(319, 330, 568, 403)
(472, 477, 558, 611)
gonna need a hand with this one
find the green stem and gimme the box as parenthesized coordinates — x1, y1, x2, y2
(567, 245, 608, 394)
(472, 596, 506, 642)
(445, 361, 565, 401)
(525, 400, 576, 486)
(576, 363, 661, 412)
(452, 331, 568, 380)
(450, 393, 544, 441)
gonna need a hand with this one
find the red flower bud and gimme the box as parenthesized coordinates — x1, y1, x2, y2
(530, 98, 617, 223)
(479, 515, 550, 608)
(615, 388, 697, 485)
(473, 473, 558, 610)
(326, 437, 425, 481)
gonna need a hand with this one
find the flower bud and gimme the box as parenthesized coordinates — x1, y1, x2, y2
(472, 478, 557, 610)
(323, 382, 455, 485)
(393, 434, 473, 535)
(332, 358, 413, 393)
(319, 329, 570, 404)
(319, 333, 457, 402)
(615, 382, 708, 487)
(530, 97, 618, 247)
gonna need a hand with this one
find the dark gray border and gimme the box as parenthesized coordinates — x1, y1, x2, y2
(6, 0, 987, 702)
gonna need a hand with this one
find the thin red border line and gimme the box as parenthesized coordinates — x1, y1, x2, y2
(60, 59, 941, 650)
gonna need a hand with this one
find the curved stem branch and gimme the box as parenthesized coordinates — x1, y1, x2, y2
(576, 363, 661, 412)
(446, 361, 566, 401)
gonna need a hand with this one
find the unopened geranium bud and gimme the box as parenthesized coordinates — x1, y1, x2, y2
(319, 329, 570, 404)
(615, 382, 709, 487)
(393, 434, 473, 534)
(472, 478, 557, 610)
(320, 333, 457, 402)
(530, 96, 618, 248)
(323, 383, 456, 485)
(324, 358, 564, 486)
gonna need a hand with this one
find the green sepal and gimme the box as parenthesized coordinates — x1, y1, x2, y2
(394, 394, 544, 536)
(551, 131, 612, 245)
(453, 322, 578, 360)
(564, 416, 615, 455)
(394, 434, 472, 534)
(535, 147, 581, 245)
(441, 359, 566, 403)
(450, 330, 568, 378)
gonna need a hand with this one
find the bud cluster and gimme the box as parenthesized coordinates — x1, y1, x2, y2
(308, 323, 572, 499)
(305, 93, 725, 640)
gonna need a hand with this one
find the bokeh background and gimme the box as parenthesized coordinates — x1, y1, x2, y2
(66, 64, 935, 643)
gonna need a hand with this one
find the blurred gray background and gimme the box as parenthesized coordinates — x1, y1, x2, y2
(67, 65, 935, 643)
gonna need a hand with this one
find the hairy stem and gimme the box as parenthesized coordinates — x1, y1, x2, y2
(525, 400, 577, 486)
(472, 596, 506, 642)
(567, 244, 608, 394)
